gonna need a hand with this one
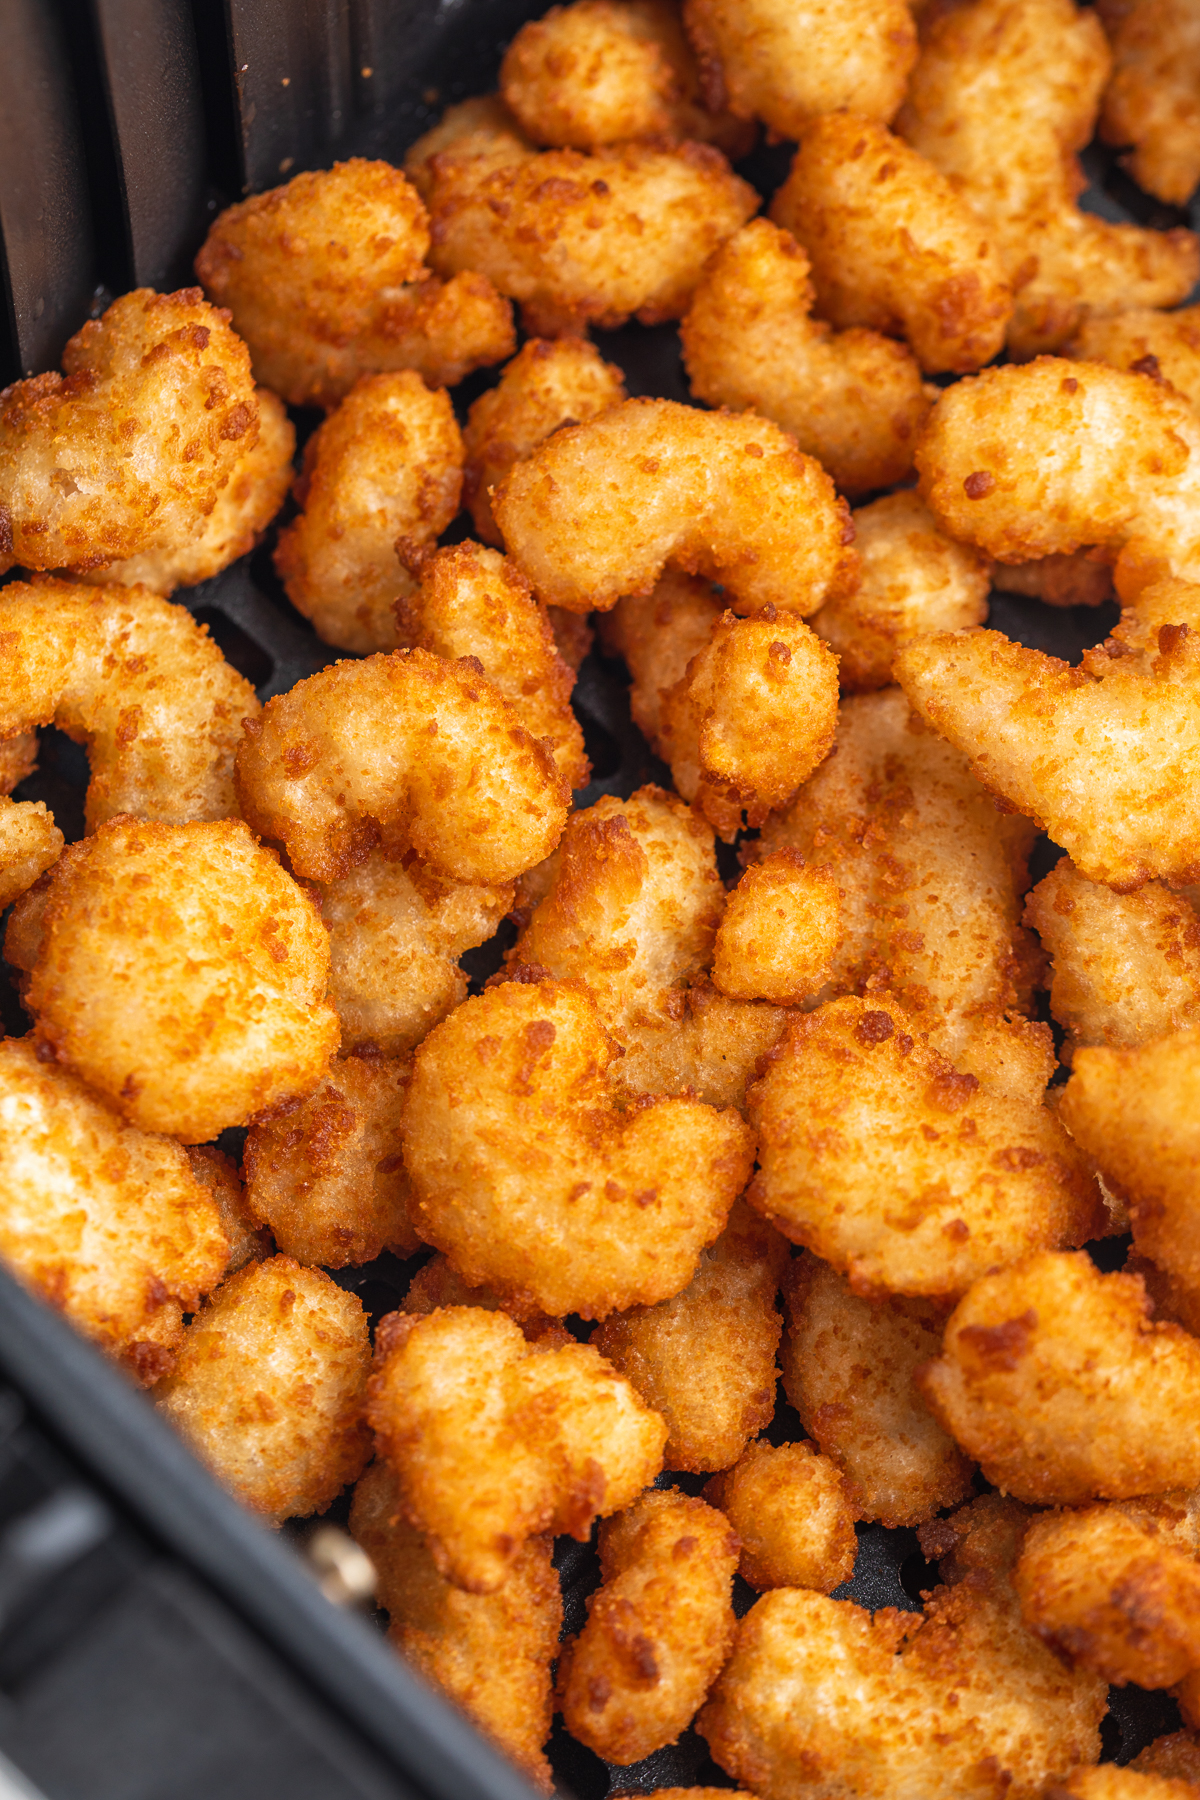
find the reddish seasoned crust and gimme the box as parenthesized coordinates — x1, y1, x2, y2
(1096, 0, 1200, 206)
(703, 1438, 859, 1592)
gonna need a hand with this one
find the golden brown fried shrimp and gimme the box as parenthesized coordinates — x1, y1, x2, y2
(682, 0, 917, 139)
(185, 1145, 270, 1274)
(1071, 306, 1200, 415)
(195, 159, 514, 408)
(1127, 1249, 1200, 1340)
(919, 1251, 1200, 1503)
(698, 1494, 1106, 1800)
(0, 287, 263, 577)
(0, 579, 259, 829)
(1015, 1498, 1200, 1689)
(1054, 1768, 1200, 1800)
(680, 219, 933, 497)
(1025, 858, 1200, 1058)
(991, 550, 1115, 609)
(897, 0, 1200, 356)
(712, 853, 840, 1007)
(404, 97, 534, 202)
(236, 649, 570, 886)
(614, 979, 790, 1110)
(495, 398, 853, 617)
(157, 1256, 371, 1524)
(547, 606, 593, 670)
(401, 977, 754, 1320)
(704, 1439, 859, 1593)
(591, 1200, 787, 1472)
(808, 491, 991, 691)
(368, 1305, 666, 1591)
(463, 337, 627, 545)
(601, 572, 724, 746)
(781, 1252, 974, 1527)
(243, 1056, 418, 1268)
(0, 801, 62, 912)
(557, 1488, 739, 1764)
(350, 1462, 560, 1792)
(273, 373, 463, 654)
(0, 732, 37, 796)
(1132, 1732, 1200, 1785)
(26, 817, 338, 1143)
(771, 115, 1012, 375)
(401, 1254, 560, 1339)
(747, 994, 1100, 1299)
(1097, 0, 1200, 205)
(0, 1038, 227, 1382)
(424, 138, 757, 337)
(394, 541, 588, 788)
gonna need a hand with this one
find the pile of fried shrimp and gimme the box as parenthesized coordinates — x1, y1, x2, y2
(5, 0, 1200, 1793)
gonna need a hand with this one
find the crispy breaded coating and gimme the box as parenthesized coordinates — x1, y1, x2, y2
(1071, 307, 1200, 415)
(613, 979, 789, 1110)
(495, 398, 853, 618)
(712, 853, 840, 1007)
(1025, 859, 1200, 1058)
(591, 1200, 787, 1472)
(771, 115, 1012, 375)
(698, 1494, 1106, 1800)
(404, 97, 534, 203)
(185, 1145, 270, 1275)
(401, 978, 754, 1319)
(1132, 1732, 1200, 1785)
(0, 579, 259, 830)
(704, 1439, 858, 1593)
(311, 852, 512, 1058)
(808, 491, 991, 691)
(0, 732, 37, 795)
(919, 1250, 1200, 1503)
(557, 1488, 739, 1763)
(681, 0, 917, 139)
(26, 817, 339, 1143)
(401, 1254, 560, 1339)
(0, 801, 62, 911)
(781, 1252, 974, 1527)
(601, 573, 723, 746)
(463, 337, 627, 545)
(244, 1056, 418, 1268)
(680, 218, 932, 497)
(1015, 1498, 1200, 1688)
(991, 550, 1115, 609)
(394, 541, 588, 788)
(897, 0, 1200, 356)
(368, 1305, 666, 1591)
(0, 287, 264, 577)
(747, 995, 1100, 1299)
(235, 649, 570, 886)
(0, 1038, 227, 1382)
(195, 158, 514, 408)
(1128, 1249, 1200, 1340)
(423, 137, 756, 336)
(157, 1256, 371, 1524)
(1097, 0, 1200, 205)
(273, 373, 463, 654)
(1054, 1769, 1200, 1800)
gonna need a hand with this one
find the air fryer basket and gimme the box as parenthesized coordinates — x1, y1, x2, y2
(1, 4, 1199, 1796)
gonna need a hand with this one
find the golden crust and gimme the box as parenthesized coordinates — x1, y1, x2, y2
(0, 732, 38, 795)
(25, 817, 339, 1144)
(185, 1145, 269, 1276)
(401, 1253, 560, 1339)
(1054, 1768, 1200, 1800)
(992, 550, 1116, 610)
(1131, 1732, 1200, 1787)
(0, 799, 62, 911)
(611, 979, 788, 1110)
(1097, 0, 1200, 205)
(601, 574, 725, 754)
(367, 1304, 666, 1592)
(712, 852, 840, 1007)
(404, 97, 534, 204)
(703, 1438, 858, 1593)
(1071, 306, 1200, 414)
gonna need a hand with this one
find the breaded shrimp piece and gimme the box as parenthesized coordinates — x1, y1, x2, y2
(404, 97, 534, 203)
(235, 649, 570, 886)
(704, 1439, 858, 1593)
(591, 1200, 787, 1472)
(1097, 0, 1200, 205)
(273, 373, 463, 654)
(349, 1462, 560, 1791)
(243, 1056, 419, 1268)
(423, 138, 756, 336)
(698, 1494, 1107, 1800)
(771, 115, 1013, 376)
(157, 1256, 371, 1525)
(1132, 1732, 1200, 1785)
(1055, 1770, 1200, 1800)
(195, 159, 514, 409)
(1071, 307, 1200, 414)
(0, 733, 37, 795)
(681, 0, 917, 139)
(401, 978, 755, 1320)
(401, 1255, 560, 1340)
(1025, 858, 1200, 1058)
(185, 1145, 269, 1275)
(1127, 1248, 1200, 1340)
(808, 491, 991, 691)
(747, 994, 1101, 1299)
(920, 1251, 1200, 1503)
(368, 1305, 666, 1591)
(0, 287, 264, 577)
(311, 852, 513, 1058)
(601, 572, 724, 745)
(557, 1488, 739, 1764)
(781, 1252, 974, 1527)
(991, 550, 1115, 609)
(680, 218, 932, 497)
(614, 980, 790, 1110)
(496, 398, 853, 617)
(1015, 1498, 1200, 1688)
(463, 337, 626, 545)
(0, 802, 62, 912)
(0, 1038, 228, 1382)
(0, 579, 259, 830)
(897, 0, 1200, 357)
(26, 817, 339, 1143)
(394, 541, 588, 789)
(712, 853, 840, 1007)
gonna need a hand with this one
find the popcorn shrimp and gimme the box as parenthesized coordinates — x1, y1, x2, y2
(711, 853, 841, 1007)
(703, 1439, 859, 1593)
(1097, 0, 1200, 205)
(1070, 306, 1200, 414)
